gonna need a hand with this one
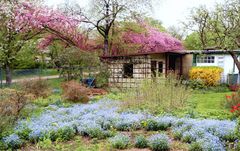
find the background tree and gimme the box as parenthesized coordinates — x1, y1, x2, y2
(0, 0, 43, 85)
(167, 25, 185, 41)
(183, 32, 202, 50)
(0, 1, 88, 84)
(81, 0, 155, 56)
(185, 0, 240, 72)
(107, 20, 183, 55)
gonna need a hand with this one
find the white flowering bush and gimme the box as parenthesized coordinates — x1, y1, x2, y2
(109, 134, 130, 149)
(1, 99, 238, 150)
(135, 135, 148, 148)
(148, 133, 170, 151)
(3, 134, 23, 149)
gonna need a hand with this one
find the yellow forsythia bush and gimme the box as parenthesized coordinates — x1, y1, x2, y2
(189, 66, 223, 86)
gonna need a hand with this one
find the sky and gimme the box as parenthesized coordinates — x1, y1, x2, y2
(45, 0, 224, 28)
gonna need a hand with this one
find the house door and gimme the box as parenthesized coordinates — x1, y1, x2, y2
(151, 61, 157, 77)
(167, 54, 182, 75)
(168, 55, 177, 71)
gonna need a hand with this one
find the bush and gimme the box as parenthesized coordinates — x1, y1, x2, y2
(135, 135, 148, 148)
(109, 134, 130, 149)
(95, 65, 110, 88)
(229, 84, 240, 92)
(189, 66, 223, 86)
(188, 79, 206, 90)
(50, 126, 76, 141)
(236, 118, 240, 150)
(148, 134, 170, 151)
(20, 78, 50, 99)
(145, 119, 159, 131)
(123, 74, 191, 113)
(61, 80, 90, 103)
(3, 134, 23, 149)
(0, 89, 27, 138)
(189, 142, 203, 151)
(224, 90, 240, 116)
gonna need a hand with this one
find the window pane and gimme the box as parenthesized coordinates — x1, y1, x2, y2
(158, 62, 163, 73)
(123, 63, 133, 78)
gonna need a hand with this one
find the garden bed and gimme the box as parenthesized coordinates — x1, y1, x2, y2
(2, 99, 237, 151)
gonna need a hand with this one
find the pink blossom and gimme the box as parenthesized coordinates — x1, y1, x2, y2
(112, 23, 184, 55)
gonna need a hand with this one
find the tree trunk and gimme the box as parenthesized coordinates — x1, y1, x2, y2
(228, 51, 240, 73)
(104, 37, 109, 56)
(5, 63, 12, 85)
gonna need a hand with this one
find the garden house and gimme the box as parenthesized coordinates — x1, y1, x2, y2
(101, 28, 194, 88)
(102, 51, 192, 88)
(102, 49, 240, 88)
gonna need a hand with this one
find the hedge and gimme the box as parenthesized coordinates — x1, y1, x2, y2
(189, 66, 223, 86)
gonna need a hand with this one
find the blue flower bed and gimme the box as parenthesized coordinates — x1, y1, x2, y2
(148, 134, 170, 151)
(2, 99, 237, 150)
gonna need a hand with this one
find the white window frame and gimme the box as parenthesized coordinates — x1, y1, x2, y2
(196, 55, 215, 63)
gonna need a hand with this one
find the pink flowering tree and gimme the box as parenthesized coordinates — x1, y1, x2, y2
(111, 21, 184, 55)
(0, 1, 88, 84)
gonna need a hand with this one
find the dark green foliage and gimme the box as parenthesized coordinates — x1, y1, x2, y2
(50, 127, 76, 141)
(183, 32, 202, 50)
(188, 79, 206, 90)
(95, 65, 110, 88)
(16, 127, 32, 140)
(145, 119, 170, 131)
(189, 142, 203, 151)
(145, 119, 159, 131)
(135, 135, 148, 148)
(109, 134, 130, 149)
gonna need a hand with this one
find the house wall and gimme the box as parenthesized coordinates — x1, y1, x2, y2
(107, 55, 151, 88)
(196, 54, 239, 83)
(182, 54, 193, 79)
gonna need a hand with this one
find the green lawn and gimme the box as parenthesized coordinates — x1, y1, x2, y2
(0, 69, 59, 80)
(187, 91, 233, 119)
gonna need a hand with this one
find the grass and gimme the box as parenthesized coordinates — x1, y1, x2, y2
(23, 136, 111, 151)
(22, 131, 189, 151)
(0, 69, 59, 80)
(185, 91, 233, 119)
(2, 80, 236, 151)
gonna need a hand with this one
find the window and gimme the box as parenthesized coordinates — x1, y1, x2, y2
(123, 63, 133, 78)
(196, 56, 215, 63)
(158, 62, 163, 73)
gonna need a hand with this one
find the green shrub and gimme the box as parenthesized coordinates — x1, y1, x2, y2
(135, 135, 148, 148)
(87, 128, 113, 139)
(172, 130, 182, 140)
(188, 79, 206, 90)
(236, 118, 240, 150)
(109, 134, 130, 149)
(224, 90, 240, 109)
(148, 134, 170, 151)
(16, 127, 32, 140)
(189, 142, 203, 151)
(145, 119, 159, 131)
(50, 127, 76, 141)
(95, 65, 110, 88)
(123, 74, 191, 113)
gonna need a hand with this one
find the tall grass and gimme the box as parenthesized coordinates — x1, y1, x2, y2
(122, 74, 191, 113)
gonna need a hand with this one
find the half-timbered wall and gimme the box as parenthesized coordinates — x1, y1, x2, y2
(107, 54, 167, 88)
(107, 55, 151, 88)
